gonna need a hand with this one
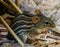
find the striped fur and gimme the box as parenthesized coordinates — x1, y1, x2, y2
(7, 14, 55, 43)
(7, 15, 34, 43)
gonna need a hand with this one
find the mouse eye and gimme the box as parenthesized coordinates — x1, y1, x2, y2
(44, 21, 49, 25)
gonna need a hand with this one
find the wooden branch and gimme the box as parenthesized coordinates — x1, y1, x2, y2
(8, 0, 23, 14)
(0, 16, 24, 47)
(15, 0, 20, 7)
(0, 0, 23, 14)
(0, 0, 17, 14)
(2, 13, 15, 19)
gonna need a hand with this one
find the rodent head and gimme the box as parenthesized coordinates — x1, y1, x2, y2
(32, 14, 55, 34)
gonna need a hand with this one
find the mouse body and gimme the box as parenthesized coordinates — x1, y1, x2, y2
(7, 13, 55, 43)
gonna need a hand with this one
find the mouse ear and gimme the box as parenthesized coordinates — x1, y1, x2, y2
(32, 16, 40, 24)
(34, 9, 41, 14)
